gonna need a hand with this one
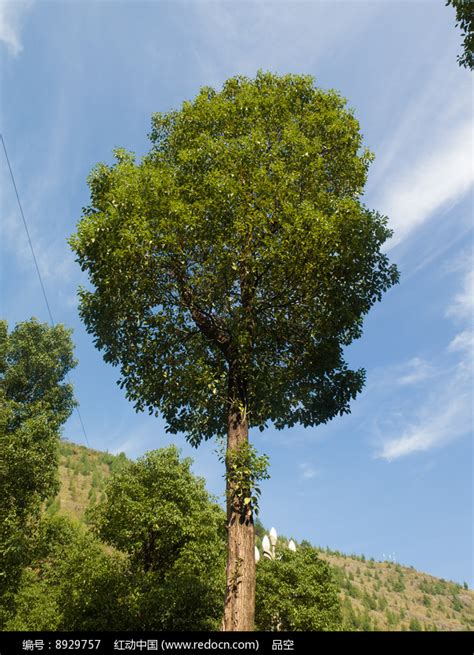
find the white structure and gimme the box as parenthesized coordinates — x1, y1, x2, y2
(262, 534, 271, 559)
(257, 528, 297, 562)
(269, 527, 278, 546)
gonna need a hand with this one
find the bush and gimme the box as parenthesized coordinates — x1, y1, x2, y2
(362, 591, 377, 611)
(359, 610, 372, 631)
(90, 470, 102, 489)
(255, 545, 343, 631)
(409, 617, 422, 631)
(391, 573, 405, 592)
(452, 595, 463, 612)
(378, 595, 388, 611)
(385, 609, 398, 627)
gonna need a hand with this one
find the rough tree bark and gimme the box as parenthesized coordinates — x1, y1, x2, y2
(221, 371, 255, 631)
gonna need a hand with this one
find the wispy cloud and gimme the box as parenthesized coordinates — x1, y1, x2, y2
(377, 264, 473, 461)
(447, 261, 473, 359)
(299, 462, 318, 480)
(447, 267, 474, 321)
(396, 357, 436, 386)
(0, 88, 79, 292)
(0, 0, 34, 56)
(365, 49, 472, 254)
(0, 201, 76, 283)
(378, 118, 473, 249)
(191, 1, 381, 86)
(377, 376, 470, 461)
(449, 330, 473, 357)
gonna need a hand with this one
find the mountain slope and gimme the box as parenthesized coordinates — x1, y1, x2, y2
(318, 551, 473, 631)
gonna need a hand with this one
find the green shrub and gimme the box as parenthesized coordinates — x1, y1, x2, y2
(452, 595, 463, 612)
(378, 595, 388, 611)
(385, 609, 398, 627)
(89, 446, 226, 630)
(255, 545, 343, 631)
(4, 515, 131, 631)
(409, 617, 422, 631)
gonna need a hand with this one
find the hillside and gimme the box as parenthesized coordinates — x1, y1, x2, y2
(45, 440, 128, 521)
(49, 440, 474, 632)
(318, 551, 473, 631)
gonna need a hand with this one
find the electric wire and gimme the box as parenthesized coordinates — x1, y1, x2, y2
(1, 132, 90, 448)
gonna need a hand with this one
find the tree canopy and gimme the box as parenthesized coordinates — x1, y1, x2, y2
(70, 71, 398, 446)
(89, 446, 226, 630)
(447, 0, 474, 69)
(5, 514, 130, 631)
(255, 545, 343, 631)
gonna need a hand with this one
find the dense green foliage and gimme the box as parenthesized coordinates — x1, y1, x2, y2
(89, 446, 226, 630)
(4, 447, 227, 631)
(255, 545, 343, 631)
(0, 319, 76, 624)
(69, 71, 398, 447)
(5, 515, 130, 631)
(447, 0, 474, 69)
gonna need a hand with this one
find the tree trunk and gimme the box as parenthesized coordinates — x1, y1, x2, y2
(221, 374, 255, 631)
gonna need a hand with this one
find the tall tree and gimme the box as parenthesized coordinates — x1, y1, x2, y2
(70, 71, 399, 630)
(447, 0, 474, 69)
(0, 319, 76, 623)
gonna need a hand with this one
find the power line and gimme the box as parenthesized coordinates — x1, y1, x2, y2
(1, 132, 90, 448)
(2, 133, 55, 327)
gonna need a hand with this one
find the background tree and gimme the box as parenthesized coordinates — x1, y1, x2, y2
(4, 514, 131, 631)
(89, 446, 226, 630)
(6, 448, 226, 631)
(70, 71, 399, 630)
(255, 544, 343, 631)
(0, 319, 76, 625)
(447, 0, 474, 69)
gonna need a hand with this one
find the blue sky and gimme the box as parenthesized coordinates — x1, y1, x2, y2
(1, 0, 472, 586)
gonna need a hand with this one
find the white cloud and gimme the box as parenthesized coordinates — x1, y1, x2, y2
(191, 1, 381, 86)
(447, 267, 474, 321)
(0, 203, 76, 283)
(379, 118, 473, 249)
(0, 88, 78, 289)
(396, 357, 436, 386)
(299, 462, 318, 480)
(365, 50, 472, 255)
(377, 265, 473, 461)
(0, 0, 34, 56)
(449, 329, 474, 357)
(446, 263, 474, 384)
(377, 384, 471, 461)
(447, 264, 474, 363)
